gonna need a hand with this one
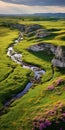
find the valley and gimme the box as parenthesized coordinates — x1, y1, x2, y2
(0, 16, 65, 130)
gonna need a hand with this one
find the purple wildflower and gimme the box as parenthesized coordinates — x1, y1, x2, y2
(48, 85, 54, 91)
(62, 118, 65, 122)
(60, 128, 63, 130)
(62, 113, 65, 117)
(39, 122, 46, 130)
(45, 119, 51, 126)
(56, 78, 63, 85)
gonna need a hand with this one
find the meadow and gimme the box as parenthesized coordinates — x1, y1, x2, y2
(0, 16, 65, 130)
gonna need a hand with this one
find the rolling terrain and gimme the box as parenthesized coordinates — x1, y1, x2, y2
(0, 16, 65, 130)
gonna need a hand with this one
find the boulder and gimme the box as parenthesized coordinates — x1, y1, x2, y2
(3, 23, 26, 31)
(52, 46, 65, 67)
(52, 58, 65, 67)
(28, 43, 56, 53)
(35, 29, 50, 38)
(25, 24, 42, 33)
(11, 23, 25, 31)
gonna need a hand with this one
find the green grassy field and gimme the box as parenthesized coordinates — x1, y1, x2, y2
(0, 16, 65, 130)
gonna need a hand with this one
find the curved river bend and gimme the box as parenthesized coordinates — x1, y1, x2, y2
(5, 33, 45, 106)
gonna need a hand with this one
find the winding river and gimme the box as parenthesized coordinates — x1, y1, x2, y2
(5, 32, 45, 106)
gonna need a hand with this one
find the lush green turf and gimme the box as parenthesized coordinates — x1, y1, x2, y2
(0, 17, 65, 130)
(0, 26, 32, 108)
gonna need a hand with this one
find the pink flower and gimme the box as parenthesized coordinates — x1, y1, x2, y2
(60, 128, 63, 130)
(62, 118, 65, 122)
(56, 78, 64, 86)
(39, 123, 46, 130)
(48, 85, 54, 91)
(33, 122, 37, 127)
(62, 113, 65, 117)
(45, 119, 51, 126)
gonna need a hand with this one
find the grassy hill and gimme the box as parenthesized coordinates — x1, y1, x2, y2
(0, 16, 65, 130)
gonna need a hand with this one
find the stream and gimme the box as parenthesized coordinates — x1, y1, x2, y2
(5, 32, 45, 106)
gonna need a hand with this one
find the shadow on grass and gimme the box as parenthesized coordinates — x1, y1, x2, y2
(48, 28, 61, 32)
(25, 27, 60, 42)
(28, 49, 54, 63)
(36, 33, 59, 41)
(56, 67, 65, 75)
(61, 36, 65, 41)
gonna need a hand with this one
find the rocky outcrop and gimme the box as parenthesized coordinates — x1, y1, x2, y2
(2, 22, 42, 33)
(28, 43, 65, 68)
(25, 24, 42, 33)
(28, 43, 57, 54)
(3, 22, 50, 38)
(52, 46, 65, 67)
(52, 58, 65, 67)
(35, 29, 50, 38)
(2, 22, 26, 31)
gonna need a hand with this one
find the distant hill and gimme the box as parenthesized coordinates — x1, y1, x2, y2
(0, 13, 65, 18)
(33, 13, 65, 18)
